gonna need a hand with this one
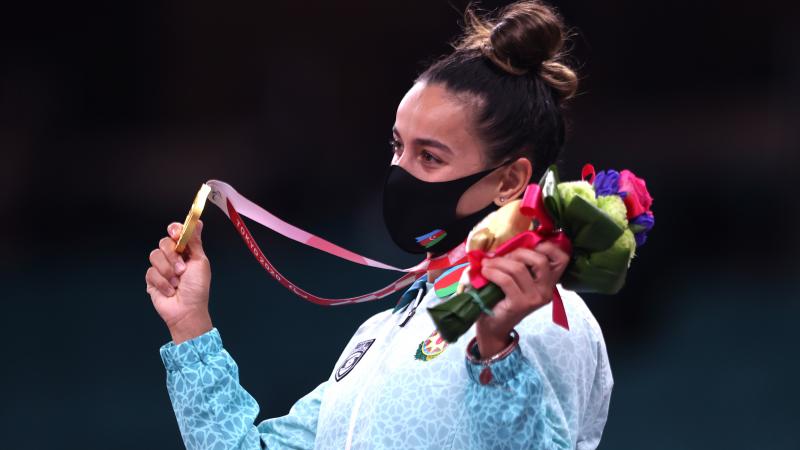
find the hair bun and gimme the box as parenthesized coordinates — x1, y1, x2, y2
(459, 1, 578, 100)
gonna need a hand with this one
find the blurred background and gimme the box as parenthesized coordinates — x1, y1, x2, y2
(1, 0, 798, 448)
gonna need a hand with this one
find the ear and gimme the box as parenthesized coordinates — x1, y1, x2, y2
(494, 157, 532, 206)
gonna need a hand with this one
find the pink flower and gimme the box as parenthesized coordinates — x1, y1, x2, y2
(619, 170, 653, 219)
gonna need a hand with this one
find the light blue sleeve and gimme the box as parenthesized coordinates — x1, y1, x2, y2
(159, 328, 325, 450)
(464, 344, 572, 450)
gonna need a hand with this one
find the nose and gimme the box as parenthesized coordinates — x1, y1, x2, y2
(391, 150, 409, 169)
(391, 152, 430, 183)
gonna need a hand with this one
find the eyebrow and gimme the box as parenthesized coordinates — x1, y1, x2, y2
(392, 127, 453, 155)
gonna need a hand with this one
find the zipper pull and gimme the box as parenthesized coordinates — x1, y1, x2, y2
(399, 288, 424, 328)
(399, 308, 416, 327)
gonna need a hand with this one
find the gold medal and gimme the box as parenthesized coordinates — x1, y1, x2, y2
(175, 183, 212, 253)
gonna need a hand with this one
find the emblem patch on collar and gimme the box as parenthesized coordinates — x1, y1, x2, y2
(414, 329, 449, 362)
(335, 339, 375, 382)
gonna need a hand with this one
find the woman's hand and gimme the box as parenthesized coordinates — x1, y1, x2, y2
(474, 241, 570, 357)
(145, 220, 212, 344)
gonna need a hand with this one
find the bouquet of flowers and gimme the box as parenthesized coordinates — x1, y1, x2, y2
(427, 164, 655, 343)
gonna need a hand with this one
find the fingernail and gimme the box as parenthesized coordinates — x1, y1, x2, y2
(175, 261, 185, 274)
(169, 276, 179, 288)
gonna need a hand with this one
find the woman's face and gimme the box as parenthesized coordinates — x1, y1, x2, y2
(391, 82, 530, 217)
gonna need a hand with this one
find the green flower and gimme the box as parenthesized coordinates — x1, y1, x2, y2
(557, 181, 596, 207)
(596, 195, 628, 229)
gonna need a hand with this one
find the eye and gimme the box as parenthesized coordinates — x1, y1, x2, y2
(389, 138, 403, 155)
(421, 150, 442, 164)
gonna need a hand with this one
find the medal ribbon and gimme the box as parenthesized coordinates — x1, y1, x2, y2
(204, 180, 467, 306)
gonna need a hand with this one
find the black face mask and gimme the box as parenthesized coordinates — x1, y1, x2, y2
(382, 164, 505, 255)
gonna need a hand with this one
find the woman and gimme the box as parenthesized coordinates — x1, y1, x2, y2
(146, 1, 612, 448)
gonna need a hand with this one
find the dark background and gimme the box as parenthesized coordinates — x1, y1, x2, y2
(2, 1, 798, 449)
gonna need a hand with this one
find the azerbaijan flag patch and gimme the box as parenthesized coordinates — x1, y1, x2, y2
(415, 229, 447, 248)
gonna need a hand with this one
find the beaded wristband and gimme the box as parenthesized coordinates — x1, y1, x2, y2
(465, 329, 520, 385)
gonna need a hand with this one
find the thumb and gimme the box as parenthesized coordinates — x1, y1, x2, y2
(186, 219, 205, 257)
(167, 222, 183, 241)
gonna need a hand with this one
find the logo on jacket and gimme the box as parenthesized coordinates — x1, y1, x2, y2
(414, 329, 449, 362)
(415, 229, 447, 249)
(335, 339, 375, 382)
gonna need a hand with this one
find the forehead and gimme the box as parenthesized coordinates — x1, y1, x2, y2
(395, 82, 482, 151)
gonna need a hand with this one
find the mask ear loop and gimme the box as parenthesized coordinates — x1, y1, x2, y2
(487, 156, 517, 172)
(486, 156, 524, 203)
(452, 157, 518, 212)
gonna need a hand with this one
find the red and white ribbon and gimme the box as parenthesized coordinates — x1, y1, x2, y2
(204, 180, 467, 306)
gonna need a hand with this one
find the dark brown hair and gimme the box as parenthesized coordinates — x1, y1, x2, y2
(416, 0, 578, 181)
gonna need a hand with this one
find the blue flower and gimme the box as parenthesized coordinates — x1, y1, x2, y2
(593, 169, 627, 198)
(630, 212, 655, 246)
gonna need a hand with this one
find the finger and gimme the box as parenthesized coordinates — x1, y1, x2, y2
(482, 255, 537, 296)
(533, 241, 571, 282)
(149, 248, 179, 287)
(146, 266, 176, 297)
(167, 222, 183, 242)
(495, 248, 553, 306)
(185, 220, 205, 257)
(159, 237, 186, 276)
(481, 262, 524, 302)
(503, 248, 551, 281)
(534, 241, 571, 269)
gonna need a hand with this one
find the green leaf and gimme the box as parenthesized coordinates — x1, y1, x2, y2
(561, 230, 635, 294)
(427, 284, 504, 343)
(562, 196, 624, 251)
(540, 166, 563, 227)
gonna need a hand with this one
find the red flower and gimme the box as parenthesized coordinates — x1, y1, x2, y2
(619, 170, 653, 219)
